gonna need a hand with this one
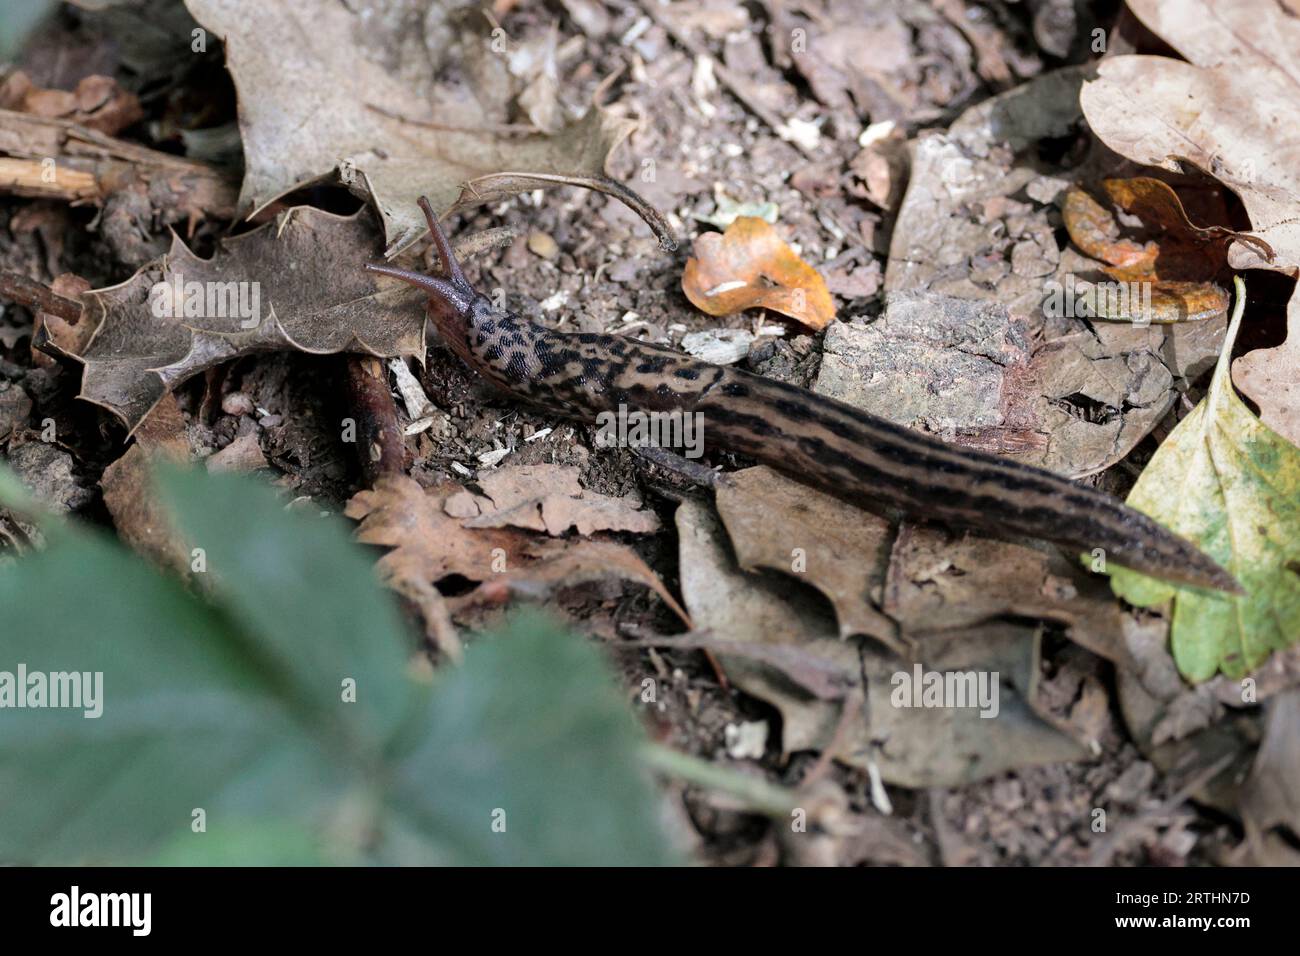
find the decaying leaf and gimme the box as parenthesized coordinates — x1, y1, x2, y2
(713, 466, 1125, 664)
(1108, 281, 1300, 681)
(682, 217, 835, 330)
(184, 0, 665, 254)
(100, 394, 193, 575)
(848, 126, 909, 212)
(676, 498, 1086, 787)
(713, 466, 899, 651)
(0, 71, 143, 137)
(31, 273, 92, 368)
(63, 206, 423, 431)
(1061, 179, 1234, 323)
(1113, 615, 1254, 817)
(882, 521, 1126, 666)
(1078, 0, 1300, 446)
(346, 476, 687, 652)
(1080, 0, 1297, 275)
(1234, 341, 1300, 450)
(459, 464, 660, 536)
(877, 67, 1228, 478)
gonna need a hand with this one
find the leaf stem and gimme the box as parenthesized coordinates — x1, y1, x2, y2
(642, 743, 799, 819)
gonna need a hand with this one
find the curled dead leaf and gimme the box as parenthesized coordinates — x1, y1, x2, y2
(1061, 179, 1235, 323)
(682, 217, 835, 330)
(0, 71, 143, 136)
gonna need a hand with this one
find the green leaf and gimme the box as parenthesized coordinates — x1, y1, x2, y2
(0, 524, 355, 863)
(155, 466, 416, 750)
(389, 611, 676, 866)
(1108, 278, 1300, 680)
(0, 466, 671, 864)
(148, 819, 330, 866)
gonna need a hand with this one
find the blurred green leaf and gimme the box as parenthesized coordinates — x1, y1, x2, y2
(0, 466, 671, 864)
(157, 465, 416, 750)
(390, 612, 676, 865)
(0, 0, 59, 60)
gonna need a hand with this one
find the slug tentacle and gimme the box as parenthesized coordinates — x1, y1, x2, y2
(364, 197, 476, 316)
(371, 196, 1241, 595)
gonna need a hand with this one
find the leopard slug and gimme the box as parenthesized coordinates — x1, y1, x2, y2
(366, 197, 1239, 594)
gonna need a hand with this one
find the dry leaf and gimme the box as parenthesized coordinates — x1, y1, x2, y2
(346, 476, 686, 652)
(676, 498, 1086, 787)
(184, 0, 666, 254)
(205, 433, 268, 473)
(1060, 179, 1234, 323)
(1234, 345, 1300, 449)
(712, 466, 1125, 665)
(1080, 0, 1297, 275)
(0, 71, 143, 137)
(100, 394, 193, 574)
(1238, 689, 1300, 865)
(849, 131, 909, 211)
(460, 464, 661, 536)
(713, 466, 899, 652)
(883, 522, 1126, 665)
(683, 217, 835, 330)
(62, 207, 423, 431)
(31, 273, 92, 369)
(1078, 0, 1300, 445)
(874, 67, 1228, 477)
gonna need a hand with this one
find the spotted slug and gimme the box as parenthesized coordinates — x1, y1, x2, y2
(366, 197, 1239, 594)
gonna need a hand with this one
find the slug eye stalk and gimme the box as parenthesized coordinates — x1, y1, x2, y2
(363, 195, 476, 316)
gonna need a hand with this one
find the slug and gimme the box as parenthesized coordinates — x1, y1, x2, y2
(366, 197, 1239, 594)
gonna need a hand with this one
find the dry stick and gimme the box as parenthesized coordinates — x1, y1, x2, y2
(343, 355, 406, 485)
(632, 444, 720, 487)
(0, 271, 82, 321)
(0, 108, 237, 219)
(799, 685, 866, 788)
(638, 0, 819, 159)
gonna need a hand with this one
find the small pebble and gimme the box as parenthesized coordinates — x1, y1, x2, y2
(221, 391, 255, 416)
(527, 231, 560, 260)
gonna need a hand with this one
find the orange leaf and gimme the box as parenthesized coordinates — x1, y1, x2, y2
(682, 217, 835, 330)
(1061, 178, 1248, 322)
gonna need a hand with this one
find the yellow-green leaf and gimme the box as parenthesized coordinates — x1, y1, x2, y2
(1108, 278, 1300, 681)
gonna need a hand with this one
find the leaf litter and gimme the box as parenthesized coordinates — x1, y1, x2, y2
(3, 0, 1300, 867)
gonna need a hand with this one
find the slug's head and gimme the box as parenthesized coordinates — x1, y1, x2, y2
(364, 196, 479, 321)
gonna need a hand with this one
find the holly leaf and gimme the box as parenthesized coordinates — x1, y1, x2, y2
(1108, 279, 1300, 681)
(61, 206, 423, 431)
